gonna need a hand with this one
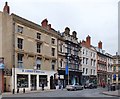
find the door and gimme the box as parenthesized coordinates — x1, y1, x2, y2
(31, 75, 37, 91)
(4, 78, 6, 92)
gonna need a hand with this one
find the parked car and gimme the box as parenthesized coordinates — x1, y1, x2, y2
(84, 83, 97, 89)
(66, 83, 83, 91)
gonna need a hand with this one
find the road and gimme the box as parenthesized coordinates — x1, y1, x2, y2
(2, 87, 117, 98)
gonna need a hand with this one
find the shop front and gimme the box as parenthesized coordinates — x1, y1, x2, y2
(58, 69, 82, 88)
(11, 68, 56, 92)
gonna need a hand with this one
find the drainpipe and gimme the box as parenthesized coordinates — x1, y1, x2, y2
(12, 22, 15, 94)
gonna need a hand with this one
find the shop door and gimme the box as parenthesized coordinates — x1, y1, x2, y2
(4, 78, 6, 92)
(31, 75, 37, 91)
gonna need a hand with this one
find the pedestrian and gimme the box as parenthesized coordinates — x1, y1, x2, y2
(42, 82, 44, 91)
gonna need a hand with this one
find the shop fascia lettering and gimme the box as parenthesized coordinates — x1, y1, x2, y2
(22, 69, 45, 73)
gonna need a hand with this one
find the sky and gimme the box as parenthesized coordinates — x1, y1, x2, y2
(0, 0, 119, 55)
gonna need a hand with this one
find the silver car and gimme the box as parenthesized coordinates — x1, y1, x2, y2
(66, 83, 83, 91)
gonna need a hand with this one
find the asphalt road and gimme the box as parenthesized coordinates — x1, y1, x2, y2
(2, 87, 117, 98)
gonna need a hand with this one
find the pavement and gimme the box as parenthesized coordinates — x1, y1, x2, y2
(102, 90, 120, 97)
(2, 88, 57, 96)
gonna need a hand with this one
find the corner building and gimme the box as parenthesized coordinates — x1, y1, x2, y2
(0, 2, 58, 92)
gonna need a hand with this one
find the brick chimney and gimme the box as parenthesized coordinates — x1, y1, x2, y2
(98, 41, 102, 49)
(72, 31, 77, 38)
(3, 2, 10, 14)
(64, 27, 70, 35)
(81, 40, 86, 46)
(41, 18, 48, 28)
(48, 24, 51, 30)
(86, 35, 91, 47)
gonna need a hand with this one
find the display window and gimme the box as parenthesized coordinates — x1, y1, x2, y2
(17, 74, 29, 88)
(39, 75, 47, 87)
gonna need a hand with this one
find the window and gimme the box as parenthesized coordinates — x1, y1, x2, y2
(39, 75, 47, 87)
(37, 33, 41, 40)
(94, 60, 96, 66)
(60, 44, 63, 52)
(91, 69, 92, 75)
(18, 53, 23, 68)
(94, 70, 95, 75)
(86, 58, 88, 65)
(18, 38, 23, 49)
(60, 60, 62, 67)
(36, 58, 41, 70)
(91, 52, 92, 57)
(118, 66, 120, 71)
(17, 25, 23, 33)
(86, 50, 88, 55)
(17, 74, 28, 88)
(83, 68, 85, 74)
(83, 49, 85, 54)
(51, 60, 56, 70)
(83, 57, 85, 64)
(86, 68, 88, 74)
(113, 66, 116, 72)
(118, 74, 120, 81)
(93, 53, 95, 58)
(51, 38, 55, 44)
(113, 74, 116, 81)
(37, 43, 41, 53)
(52, 48, 55, 56)
(91, 59, 93, 66)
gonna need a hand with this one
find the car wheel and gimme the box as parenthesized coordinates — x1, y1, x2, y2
(67, 89, 70, 91)
(74, 88, 77, 91)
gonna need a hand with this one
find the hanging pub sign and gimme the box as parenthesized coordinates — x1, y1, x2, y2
(0, 57, 4, 69)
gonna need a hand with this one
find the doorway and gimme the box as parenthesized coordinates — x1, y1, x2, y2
(31, 75, 37, 91)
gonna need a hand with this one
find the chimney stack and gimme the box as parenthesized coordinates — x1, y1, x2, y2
(48, 24, 51, 30)
(41, 18, 48, 28)
(86, 35, 91, 47)
(98, 41, 102, 49)
(72, 31, 77, 38)
(64, 27, 70, 35)
(3, 2, 10, 14)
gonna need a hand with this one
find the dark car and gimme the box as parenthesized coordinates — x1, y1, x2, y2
(84, 83, 97, 89)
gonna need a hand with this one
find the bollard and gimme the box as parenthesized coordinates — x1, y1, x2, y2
(12, 89, 15, 94)
(23, 88, 25, 93)
(17, 89, 19, 93)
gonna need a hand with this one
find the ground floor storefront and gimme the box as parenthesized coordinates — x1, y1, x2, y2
(57, 69, 82, 88)
(4, 68, 57, 93)
(81, 75, 97, 85)
(97, 72, 107, 87)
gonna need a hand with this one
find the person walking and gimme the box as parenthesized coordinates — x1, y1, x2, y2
(42, 82, 44, 91)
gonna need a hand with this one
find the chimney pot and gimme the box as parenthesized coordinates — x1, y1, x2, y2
(3, 2, 10, 14)
(98, 41, 102, 49)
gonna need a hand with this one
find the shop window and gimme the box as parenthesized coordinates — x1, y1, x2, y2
(18, 38, 23, 49)
(17, 74, 28, 88)
(39, 75, 47, 87)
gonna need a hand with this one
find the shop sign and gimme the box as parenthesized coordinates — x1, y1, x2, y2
(22, 69, 45, 74)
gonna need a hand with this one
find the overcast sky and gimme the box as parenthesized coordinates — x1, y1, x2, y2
(0, 0, 119, 55)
